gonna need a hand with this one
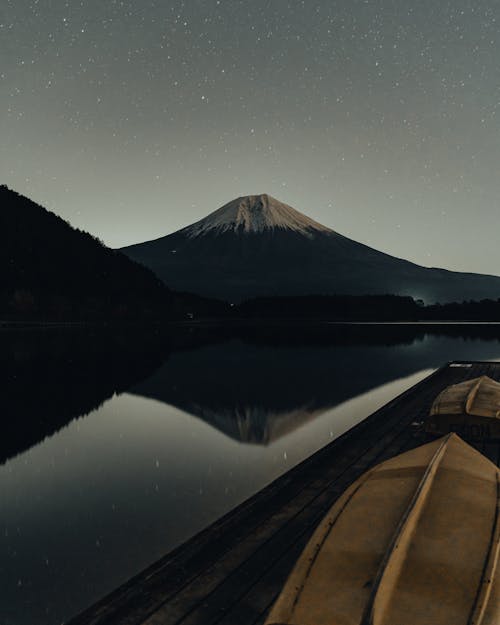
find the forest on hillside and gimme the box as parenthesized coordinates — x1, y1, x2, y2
(0, 186, 175, 320)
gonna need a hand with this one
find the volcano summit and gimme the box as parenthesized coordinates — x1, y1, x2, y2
(181, 194, 332, 237)
(121, 194, 500, 303)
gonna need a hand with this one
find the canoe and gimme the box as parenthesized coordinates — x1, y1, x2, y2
(426, 375, 500, 440)
(265, 434, 499, 625)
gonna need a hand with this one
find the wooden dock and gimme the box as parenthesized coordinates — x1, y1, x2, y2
(69, 361, 500, 625)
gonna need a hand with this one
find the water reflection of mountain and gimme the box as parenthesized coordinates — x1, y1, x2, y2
(0, 329, 169, 464)
(3, 324, 500, 459)
(130, 325, 500, 445)
(180, 402, 328, 445)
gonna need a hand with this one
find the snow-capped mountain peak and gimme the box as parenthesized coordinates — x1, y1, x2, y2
(182, 194, 333, 237)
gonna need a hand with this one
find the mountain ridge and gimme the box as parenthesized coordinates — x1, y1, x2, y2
(121, 193, 500, 304)
(0, 185, 174, 319)
(181, 194, 333, 238)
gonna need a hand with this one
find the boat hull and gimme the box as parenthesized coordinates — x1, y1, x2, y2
(425, 376, 500, 440)
(265, 434, 500, 625)
(426, 413, 500, 440)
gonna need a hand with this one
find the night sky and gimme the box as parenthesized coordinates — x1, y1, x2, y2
(2, 1, 500, 275)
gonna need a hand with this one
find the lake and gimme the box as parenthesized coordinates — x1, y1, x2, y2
(2, 324, 500, 625)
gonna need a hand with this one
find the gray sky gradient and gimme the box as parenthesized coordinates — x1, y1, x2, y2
(1, 0, 500, 275)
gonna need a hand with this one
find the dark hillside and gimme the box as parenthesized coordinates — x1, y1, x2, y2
(0, 186, 174, 320)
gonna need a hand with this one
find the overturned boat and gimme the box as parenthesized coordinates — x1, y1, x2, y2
(426, 375, 500, 440)
(265, 434, 499, 625)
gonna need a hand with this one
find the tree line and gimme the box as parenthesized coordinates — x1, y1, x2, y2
(183, 294, 500, 322)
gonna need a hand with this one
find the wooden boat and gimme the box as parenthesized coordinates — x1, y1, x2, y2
(265, 434, 499, 625)
(425, 375, 500, 440)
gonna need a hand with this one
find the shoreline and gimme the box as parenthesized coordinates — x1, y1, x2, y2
(2, 318, 500, 329)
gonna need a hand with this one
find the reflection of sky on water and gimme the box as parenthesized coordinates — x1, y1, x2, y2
(1, 331, 500, 625)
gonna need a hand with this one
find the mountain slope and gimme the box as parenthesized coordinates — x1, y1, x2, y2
(121, 194, 500, 304)
(0, 186, 174, 319)
(182, 193, 333, 236)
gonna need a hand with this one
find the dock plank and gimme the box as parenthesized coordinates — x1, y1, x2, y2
(69, 361, 500, 625)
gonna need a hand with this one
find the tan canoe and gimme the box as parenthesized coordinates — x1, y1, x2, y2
(426, 375, 500, 440)
(265, 434, 499, 625)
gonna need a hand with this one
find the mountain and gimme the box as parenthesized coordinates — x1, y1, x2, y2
(0, 186, 174, 319)
(121, 194, 500, 303)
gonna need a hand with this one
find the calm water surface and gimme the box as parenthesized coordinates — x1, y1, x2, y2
(1, 324, 500, 625)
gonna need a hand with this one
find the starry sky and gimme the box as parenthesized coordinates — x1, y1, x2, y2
(2, 0, 500, 275)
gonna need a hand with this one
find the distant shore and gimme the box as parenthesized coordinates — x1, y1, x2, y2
(3, 318, 500, 330)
